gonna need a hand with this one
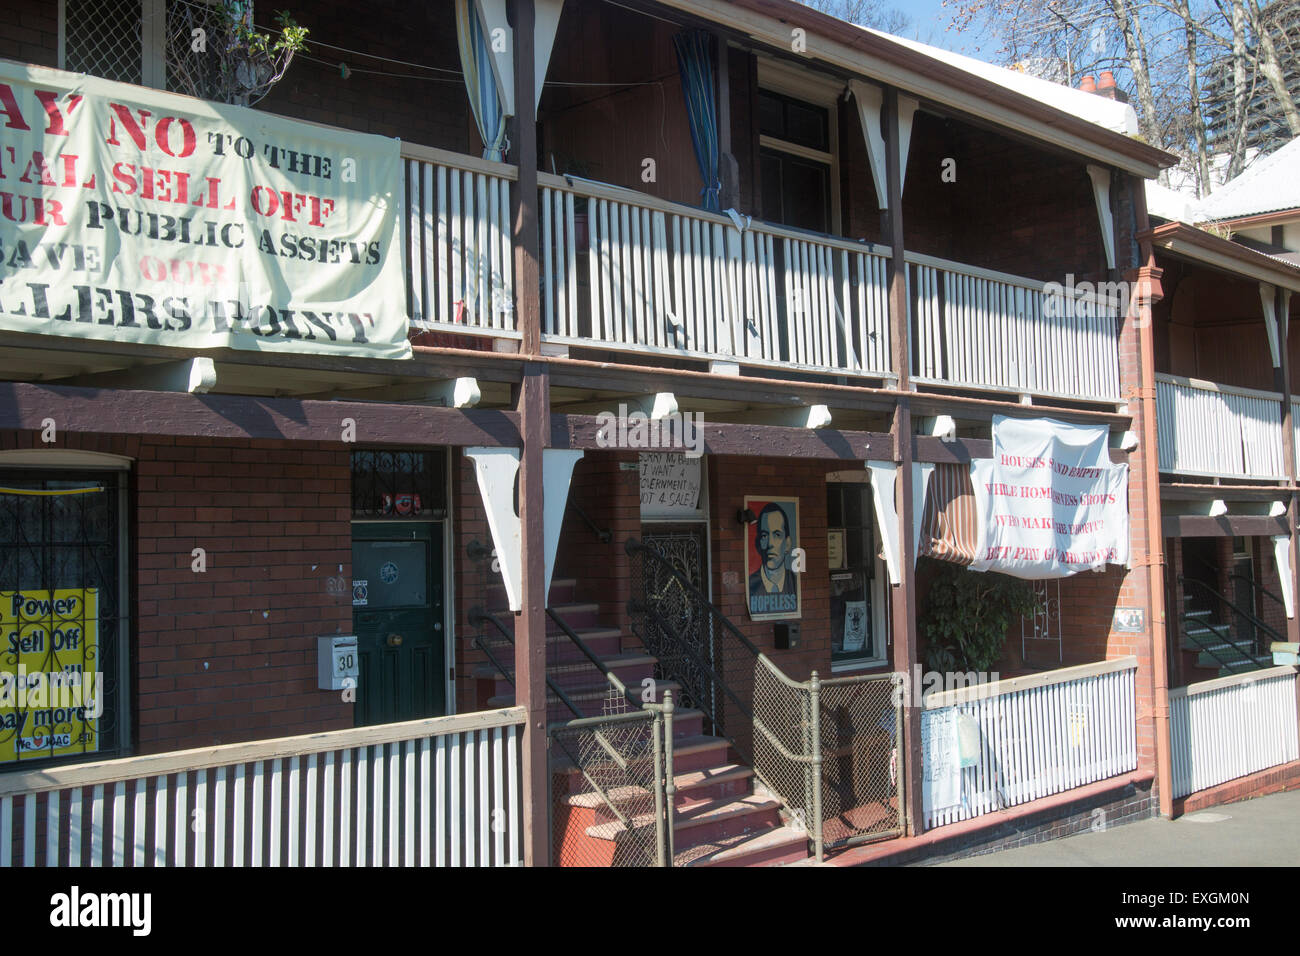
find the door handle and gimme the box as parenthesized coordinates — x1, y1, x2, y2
(387, 633, 403, 647)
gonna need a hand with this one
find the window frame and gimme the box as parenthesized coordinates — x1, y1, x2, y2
(824, 472, 889, 672)
(58, 0, 223, 92)
(756, 57, 843, 236)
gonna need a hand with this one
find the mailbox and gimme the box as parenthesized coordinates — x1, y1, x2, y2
(318, 635, 359, 690)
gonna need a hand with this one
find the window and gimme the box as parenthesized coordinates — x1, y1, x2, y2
(826, 481, 885, 667)
(754, 63, 841, 235)
(351, 451, 448, 520)
(61, 0, 227, 92)
(0, 470, 128, 769)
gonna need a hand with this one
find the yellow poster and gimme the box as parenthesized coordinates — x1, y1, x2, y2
(0, 588, 100, 764)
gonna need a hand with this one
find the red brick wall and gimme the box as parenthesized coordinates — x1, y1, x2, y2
(0, 0, 473, 153)
(0, 429, 354, 756)
(0, 0, 57, 68)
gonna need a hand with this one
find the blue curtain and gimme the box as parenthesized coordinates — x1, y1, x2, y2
(673, 30, 721, 212)
(456, 0, 509, 161)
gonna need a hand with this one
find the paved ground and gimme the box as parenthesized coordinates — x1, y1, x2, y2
(936, 789, 1300, 866)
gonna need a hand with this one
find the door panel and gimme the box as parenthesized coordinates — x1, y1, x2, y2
(352, 523, 445, 725)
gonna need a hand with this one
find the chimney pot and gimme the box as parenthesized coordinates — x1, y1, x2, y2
(1098, 70, 1116, 89)
(1079, 75, 1097, 92)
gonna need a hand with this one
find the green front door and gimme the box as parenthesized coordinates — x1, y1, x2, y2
(351, 522, 446, 725)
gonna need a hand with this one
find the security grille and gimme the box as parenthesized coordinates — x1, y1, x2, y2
(64, 0, 146, 86)
(63, 0, 228, 93)
(0, 471, 125, 769)
(351, 451, 448, 520)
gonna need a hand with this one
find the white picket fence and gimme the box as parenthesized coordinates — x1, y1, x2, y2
(404, 144, 517, 338)
(1155, 374, 1285, 479)
(922, 657, 1138, 829)
(538, 174, 893, 378)
(0, 707, 525, 867)
(1169, 667, 1299, 799)
(909, 252, 1123, 402)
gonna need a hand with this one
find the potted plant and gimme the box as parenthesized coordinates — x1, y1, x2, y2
(919, 560, 1041, 675)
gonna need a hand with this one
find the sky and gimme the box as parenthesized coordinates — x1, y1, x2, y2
(875, 0, 997, 58)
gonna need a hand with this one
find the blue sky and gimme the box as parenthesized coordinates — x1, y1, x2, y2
(879, 0, 996, 58)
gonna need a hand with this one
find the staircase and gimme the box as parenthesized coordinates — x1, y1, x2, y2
(471, 577, 811, 867)
(1177, 575, 1278, 679)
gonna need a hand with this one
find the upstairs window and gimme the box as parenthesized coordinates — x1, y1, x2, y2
(60, 0, 227, 93)
(755, 81, 839, 235)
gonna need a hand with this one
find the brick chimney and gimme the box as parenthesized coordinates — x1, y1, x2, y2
(1078, 75, 1096, 92)
(1093, 71, 1129, 103)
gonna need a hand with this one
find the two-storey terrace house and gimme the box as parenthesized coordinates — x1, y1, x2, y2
(0, 0, 1211, 868)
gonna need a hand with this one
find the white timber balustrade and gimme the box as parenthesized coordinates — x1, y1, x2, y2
(538, 173, 893, 378)
(908, 252, 1123, 402)
(1169, 667, 1299, 799)
(403, 144, 518, 340)
(0, 707, 525, 867)
(1155, 374, 1285, 479)
(922, 657, 1138, 829)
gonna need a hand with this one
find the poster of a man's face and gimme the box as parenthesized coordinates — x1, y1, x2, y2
(745, 496, 801, 620)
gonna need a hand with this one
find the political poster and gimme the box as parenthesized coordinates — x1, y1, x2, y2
(0, 60, 410, 360)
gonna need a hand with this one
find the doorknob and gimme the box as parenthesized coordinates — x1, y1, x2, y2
(387, 633, 403, 647)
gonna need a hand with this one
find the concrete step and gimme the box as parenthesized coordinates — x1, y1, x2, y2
(681, 824, 811, 867)
(564, 763, 755, 821)
(475, 652, 658, 698)
(487, 602, 603, 632)
(552, 732, 730, 779)
(488, 679, 685, 723)
(586, 792, 783, 848)
(477, 628, 626, 664)
(477, 577, 578, 607)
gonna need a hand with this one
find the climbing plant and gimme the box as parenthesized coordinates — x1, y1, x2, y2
(165, 1, 308, 107)
(920, 560, 1041, 674)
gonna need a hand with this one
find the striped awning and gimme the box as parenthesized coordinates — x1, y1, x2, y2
(918, 463, 980, 566)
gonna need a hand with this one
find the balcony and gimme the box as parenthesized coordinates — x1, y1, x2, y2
(401, 146, 1124, 403)
(1155, 373, 1287, 480)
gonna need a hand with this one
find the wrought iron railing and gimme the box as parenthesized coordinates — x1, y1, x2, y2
(1179, 576, 1280, 667)
(625, 538, 903, 860)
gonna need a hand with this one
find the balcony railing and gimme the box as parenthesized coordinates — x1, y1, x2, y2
(403, 144, 518, 340)
(908, 253, 1123, 402)
(537, 173, 894, 379)
(1156, 374, 1286, 480)
(396, 152, 1126, 403)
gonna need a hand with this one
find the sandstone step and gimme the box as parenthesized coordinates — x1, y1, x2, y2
(475, 652, 658, 697)
(681, 824, 811, 867)
(586, 792, 782, 847)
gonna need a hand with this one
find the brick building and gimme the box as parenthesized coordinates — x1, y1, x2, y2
(0, 0, 1291, 868)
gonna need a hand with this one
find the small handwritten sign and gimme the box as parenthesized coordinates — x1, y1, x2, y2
(639, 453, 701, 517)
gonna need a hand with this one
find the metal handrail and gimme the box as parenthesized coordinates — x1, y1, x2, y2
(545, 606, 639, 710)
(471, 607, 676, 865)
(625, 537, 892, 861)
(1180, 576, 1282, 658)
(567, 501, 612, 545)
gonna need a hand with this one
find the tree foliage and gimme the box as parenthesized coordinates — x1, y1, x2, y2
(942, 0, 1300, 193)
(166, 1, 308, 107)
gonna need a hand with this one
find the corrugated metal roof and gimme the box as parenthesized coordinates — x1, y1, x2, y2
(862, 28, 1140, 138)
(1195, 137, 1300, 220)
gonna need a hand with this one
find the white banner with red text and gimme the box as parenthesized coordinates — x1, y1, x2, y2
(968, 416, 1129, 579)
(0, 61, 409, 360)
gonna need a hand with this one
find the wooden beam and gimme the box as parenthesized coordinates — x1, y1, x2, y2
(1161, 483, 1295, 502)
(717, 404, 833, 429)
(511, 0, 548, 870)
(297, 377, 483, 407)
(0, 381, 521, 447)
(58, 357, 218, 394)
(549, 413, 892, 460)
(1160, 514, 1289, 537)
(914, 436, 1131, 465)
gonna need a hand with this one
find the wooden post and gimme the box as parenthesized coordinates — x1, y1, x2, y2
(1277, 286, 1300, 645)
(883, 86, 923, 836)
(512, 0, 541, 358)
(510, 0, 549, 866)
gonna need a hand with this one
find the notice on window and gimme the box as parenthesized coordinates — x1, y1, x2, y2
(0, 61, 410, 360)
(639, 453, 701, 517)
(969, 416, 1129, 579)
(0, 589, 100, 764)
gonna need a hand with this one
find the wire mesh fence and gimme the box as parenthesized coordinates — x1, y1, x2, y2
(816, 674, 904, 847)
(548, 702, 671, 867)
